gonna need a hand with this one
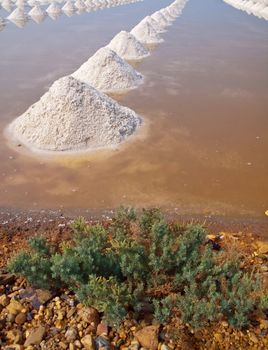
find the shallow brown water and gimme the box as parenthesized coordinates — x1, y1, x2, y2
(0, 0, 268, 218)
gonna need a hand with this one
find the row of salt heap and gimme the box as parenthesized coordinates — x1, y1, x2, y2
(7, 0, 189, 153)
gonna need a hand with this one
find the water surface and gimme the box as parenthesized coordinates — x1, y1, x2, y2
(0, 0, 268, 218)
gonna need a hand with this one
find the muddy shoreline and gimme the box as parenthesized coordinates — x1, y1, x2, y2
(1, 206, 267, 240)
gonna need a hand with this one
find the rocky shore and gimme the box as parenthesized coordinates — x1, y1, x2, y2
(0, 212, 268, 350)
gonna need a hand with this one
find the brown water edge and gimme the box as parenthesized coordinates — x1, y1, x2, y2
(0, 206, 268, 241)
(0, 0, 267, 219)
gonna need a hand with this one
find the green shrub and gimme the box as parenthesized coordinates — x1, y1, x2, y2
(8, 236, 55, 289)
(260, 294, 268, 310)
(153, 296, 174, 324)
(8, 208, 265, 329)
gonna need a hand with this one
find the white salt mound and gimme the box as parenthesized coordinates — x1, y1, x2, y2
(1, 0, 13, 13)
(72, 46, 143, 93)
(160, 8, 176, 22)
(107, 30, 150, 60)
(46, 2, 61, 14)
(8, 76, 141, 152)
(7, 7, 28, 20)
(131, 19, 163, 44)
(29, 5, 46, 18)
(62, 0, 77, 14)
(75, 0, 86, 10)
(141, 15, 167, 33)
(150, 11, 171, 28)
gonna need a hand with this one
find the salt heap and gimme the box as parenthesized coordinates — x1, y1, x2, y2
(160, 8, 176, 23)
(8, 76, 140, 152)
(46, 2, 62, 15)
(16, 0, 25, 8)
(28, 5, 47, 23)
(62, 0, 77, 15)
(141, 15, 167, 33)
(1, 0, 13, 12)
(72, 47, 143, 93)
(107, 30, 150, 61)
(131, 18, 163, 45)
(7, 7, 28, 21)
(75, 0, 86, 10)
(150, 10, 171, 29)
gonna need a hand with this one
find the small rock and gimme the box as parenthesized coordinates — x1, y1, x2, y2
(129, 340, 140, 350)
(24, 326, 46, 346)
(4, 345, 23, 350)
(161, 345, 170, 350)
(249, 332, 258, 344)
(35, 289, 53, 304)
(6, 313, 16, 323)
(74, 340, 82, 348)
(135, 325, 159, 350)
(6, 299, 24, 315)
(15, 312, 27, 325)
(260, 319, 268, 329)
(96, 321, 108, 336)
(19, 288, 53, 309)
(81, 334, 95, 350)
(65, 327, 78, 343)
(214, 333, 223, 343)
(78, 307, 100, 327)
(67, 308, 76, 318)
(6, 329, 23, 344)
(95, 336, 111, 350)
(0, 295, 10, 307)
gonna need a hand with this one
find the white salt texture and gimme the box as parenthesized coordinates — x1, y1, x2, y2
(72, 46, 143, 93)
(29, 5, 46, 19)
(8, 76, 141, 152)
(131, 19, 163, 45)
(141, 15, 167, 33)
(7, 7, 28, 20)
(107, 30, 150, 60)
(62, 0, 77, 14)
(150, 10, 171, 29)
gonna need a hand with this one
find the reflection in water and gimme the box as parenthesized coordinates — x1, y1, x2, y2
(0, 0, 144, 33)
(0, 16, 6, 31)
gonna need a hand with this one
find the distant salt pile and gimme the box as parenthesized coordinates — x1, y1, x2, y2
(8, 76, 140, 152)
(72, 47, 143, 93)
(160, 8, 177, 23)
(7, 7, 28, 21)
(107, 30, 150, 61)
(137, 15, 166, 34)
(75, 0, 86, 10)
(46, 2, 62, 20)
(62, 0, 77, 15)
(131, 19, 163, 45)
(46, 2, 62, 15)
(1, 0, 13, 12)
(85, 0, 94, 10)
(150, 10, 171, 29)
(16, 0, 26, 8)
(223, 0, 268, 20)
(29, 5, 47, 23)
